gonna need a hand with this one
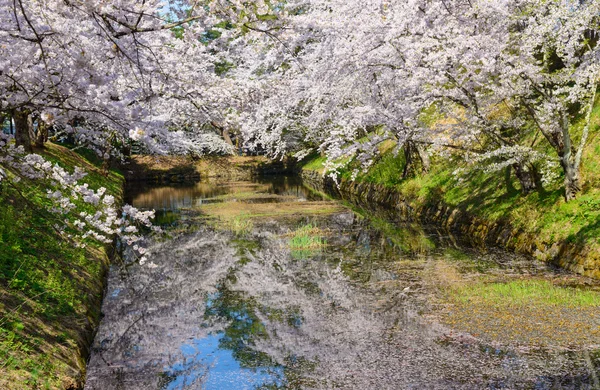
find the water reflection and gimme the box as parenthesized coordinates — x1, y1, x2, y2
(126, 177, 324, 226)
(126, 176, 321, 212)
(163, 334, 284, 390)
(86, 177, 600, 389)
(126, 182, 229, 210)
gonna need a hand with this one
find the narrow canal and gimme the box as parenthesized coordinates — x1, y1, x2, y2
(85, 175, 600, 389)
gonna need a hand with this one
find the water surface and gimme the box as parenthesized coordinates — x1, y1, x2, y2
(86, 176, 600, 389)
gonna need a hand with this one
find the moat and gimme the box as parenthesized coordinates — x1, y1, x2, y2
(85, 175, 600, 389)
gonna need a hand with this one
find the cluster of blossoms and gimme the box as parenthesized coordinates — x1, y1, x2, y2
(1, 0, 245, 160)
(1, 134, 156, 262)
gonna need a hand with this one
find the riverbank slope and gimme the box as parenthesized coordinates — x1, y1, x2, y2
(0, 143, 124, 389)
(300, 133, 600, 279)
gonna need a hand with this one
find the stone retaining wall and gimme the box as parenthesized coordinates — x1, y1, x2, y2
(124, 155, 297, 183)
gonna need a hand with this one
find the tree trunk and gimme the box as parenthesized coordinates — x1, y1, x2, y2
(35, 121, 48, 148)
(560, 157, 581, 202)
(565, 80, 597, 202)
(512, 163, 539, 194)
(13, 110, 33, 153)
(548, 136, 581, 201)
(210, 121, 234, 148)
(534, 111, 582, 201)
(419, 144, 430, 173)
(523, 101, 587, 202)
(221, 128, 234, 147)
(558, 113, 581, 202)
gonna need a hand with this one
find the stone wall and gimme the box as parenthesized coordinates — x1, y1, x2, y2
(124, 155, 297, 183)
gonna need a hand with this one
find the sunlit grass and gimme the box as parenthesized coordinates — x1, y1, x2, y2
(302, 155, 328, 173)
(288, 224, 326, 250)
(226, 214, 254, 236)
(206, 212, 254, 236)
(208, 191, 295, 202)
(200, 201, 343, 220)
(436, 269, 600, 346)
(0, 142, 121, 388)
(300, 97, 600, 278)
(449, 279, 600, 308)
(286, 224, 327, 260)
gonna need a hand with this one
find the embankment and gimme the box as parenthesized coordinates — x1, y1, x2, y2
(0, 144, 124, 389)
(301, 168, 600, 279)
(0, 152, 297, 388)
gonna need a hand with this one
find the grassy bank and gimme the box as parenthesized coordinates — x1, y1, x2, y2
(301, 101, 600, 278)
(0, 143, 124, 389)
(427, 257, 600, 347)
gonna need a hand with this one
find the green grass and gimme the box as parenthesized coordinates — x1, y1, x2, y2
(205, 211, 255, 236)
(226, 214, 255, 236)
(450, 279, 600, 308)
(288, 224, 326, 250)
(200, 199, 344, 221)
(0, 143, 124, 389)
(361, 151, 406, 187)
(301, 97, 600, 277)
(439, 274, 600, 346)
(287, 224, 327, 259)
(209, 191, 295, 202)
(302, 155, 328, 173)
(42, 144, 124, 197)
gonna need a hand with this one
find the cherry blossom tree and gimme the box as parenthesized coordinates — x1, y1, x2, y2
(2, 0, 599, 263)
(501, 0, 600, 200)
(0, 0, 247, 156)
(0, 0, 310, 253)
(240, 0, 599, 200)
(0, 0, 240, 252)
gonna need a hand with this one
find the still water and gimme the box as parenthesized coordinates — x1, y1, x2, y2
(85, 176, 600, 389)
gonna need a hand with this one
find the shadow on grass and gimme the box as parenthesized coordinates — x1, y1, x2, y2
(421, 170, 521, 219)
(566, 218, 600, 245)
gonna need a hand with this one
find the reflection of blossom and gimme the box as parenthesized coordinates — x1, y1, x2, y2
(86, 204, 590, 389)
(86, 229, 237, 389)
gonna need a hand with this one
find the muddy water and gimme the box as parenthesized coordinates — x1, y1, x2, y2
(85, 176, 600, 389)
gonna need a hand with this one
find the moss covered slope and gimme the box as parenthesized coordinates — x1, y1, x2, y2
(0, 143, 124, 389)
(302, 102, 600, 278)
